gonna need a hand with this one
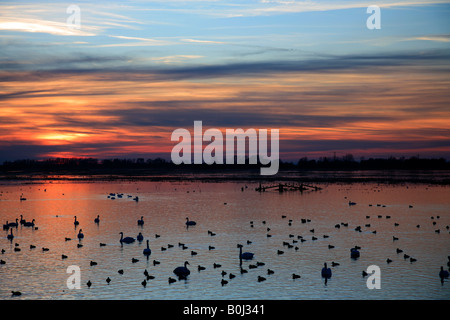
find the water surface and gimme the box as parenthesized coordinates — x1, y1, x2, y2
(0, 180, 449, 300)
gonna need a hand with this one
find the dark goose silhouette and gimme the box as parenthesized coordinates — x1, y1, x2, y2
(350, 247, 360, 259)
(238, 244, 254, 260)
(143, 239, 151, 255)
(173, 261, 190, 279)
(119, 232, 135, 244)
(321, 263, 332, 279)
(439, 266, 449, 279)
(185, 217, 196, 226)
(137, 216, 144, 226)
(7, 228, 14, 241)
(8, 219, 18, 228)
(23, 219, 35, 227)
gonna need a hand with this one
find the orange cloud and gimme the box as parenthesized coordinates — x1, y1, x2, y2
(1, 64, 449, 161)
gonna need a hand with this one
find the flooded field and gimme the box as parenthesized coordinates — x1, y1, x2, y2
(0, 179, 449, 300)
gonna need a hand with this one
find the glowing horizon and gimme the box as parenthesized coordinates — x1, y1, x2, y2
(1, 1, 450, 162)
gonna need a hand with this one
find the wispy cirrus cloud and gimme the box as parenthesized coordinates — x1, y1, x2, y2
(1, 1, 449, 162)
(0, 2, 144, 37)
(181, 38, 225, 44)
(256, 0, 450, 13)
(97, 35, 173, 47)
(166, 0, 450, 17)
(0, 19, 97, 36)
(405, 35, 450, 42)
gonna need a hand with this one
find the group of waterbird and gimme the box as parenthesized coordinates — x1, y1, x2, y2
(3, 215, 37, 242)
(107, 193, 139, 202)
(1, 210, 204, 294)
(2, 192, 450, 297)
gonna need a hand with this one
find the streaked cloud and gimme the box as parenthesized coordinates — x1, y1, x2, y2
(406, 35, 450, 42)
(0, 19, 96, 36)
(182, 38, 225, 44)
(97, 35, 173, 47)
(1, 0, 449, 162)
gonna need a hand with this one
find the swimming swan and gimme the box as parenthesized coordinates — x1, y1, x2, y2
(143, 239, 151, 255)
(173, 261, 190, 278)
(238, 244, 254, 260)
(185, 217, 196, 226)
(119, 232, 135, 244)
(321, 263, 332, 278)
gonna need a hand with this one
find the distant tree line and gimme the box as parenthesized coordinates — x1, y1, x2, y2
(1, 154, 449, 172)
(296, 155, 449, 170)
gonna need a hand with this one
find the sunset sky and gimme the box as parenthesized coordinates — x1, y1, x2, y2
(1, 0, 450, 162)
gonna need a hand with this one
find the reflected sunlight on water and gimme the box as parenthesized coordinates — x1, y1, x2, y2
(0, 180, 449, 300)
